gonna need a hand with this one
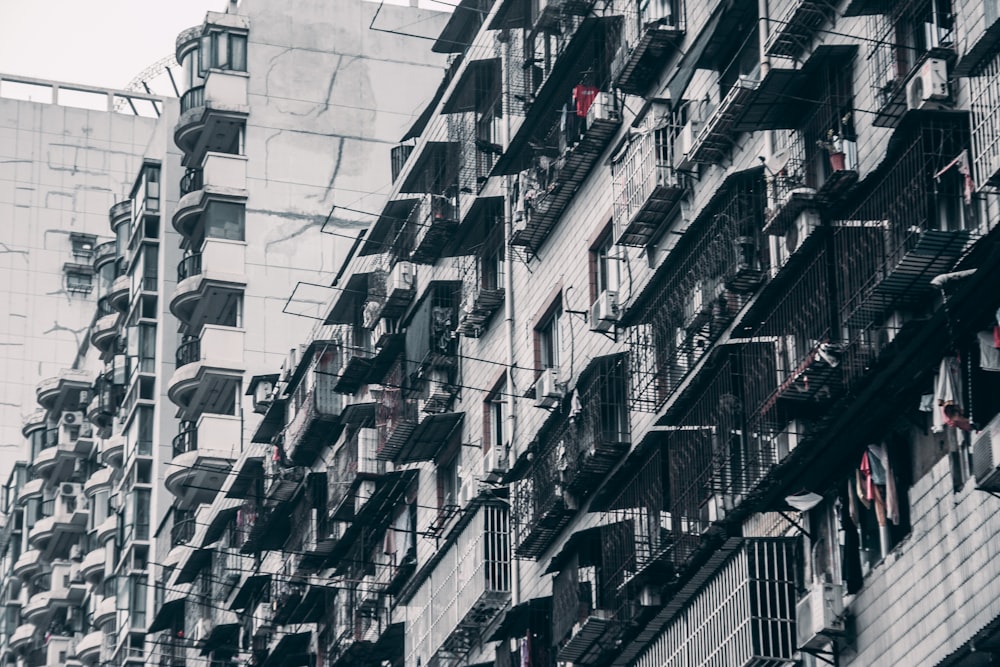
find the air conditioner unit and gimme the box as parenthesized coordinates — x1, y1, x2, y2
(482, 447, 509, 482)
(61, 483, 80, 497)
(69, 543, 83, 561)
(60, 411, 83, 427)
(535, 369, 564, 408)
(796, 583, 845, 650)
(372, 318, 394, 347)
(675, 118, 702, 171)
(388, 261, 415, 294)
(906, 58, 949, 110)
(972, 412, 1000, 491)
(586, 92, 619, 127)
(459, 479, 477, 506)
(773, 209, 821, 269)
(589, 290, 619, 332)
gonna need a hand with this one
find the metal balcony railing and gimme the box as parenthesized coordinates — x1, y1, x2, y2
(172, 421, 198, 458)
(170, 515, 197, 547)
(175, 336, 201, 368)
(180, 85, 205, 114)
(180, 168, 204, 196)
(177, 253, 203, 282)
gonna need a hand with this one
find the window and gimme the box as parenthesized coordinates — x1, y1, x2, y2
(204, 201, 246, 242)
(64, 265, 94, 294)
(537, 305, 562, 371)
(437, 456, 459, 509)
(484, 379, 508, 454)
(199, 30, 248, 75)
(590, 228, 620, 302)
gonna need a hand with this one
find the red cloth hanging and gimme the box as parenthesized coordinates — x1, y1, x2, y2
(573, 85, 599, 118)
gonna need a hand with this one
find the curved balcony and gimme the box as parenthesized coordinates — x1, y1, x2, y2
(95, 515, 117, 544)
(9, 623, 36, 652)
(21, 408, 47, 437)
(83, 467, 114, 496)
(93, 595, 117, 628)
(167, 325, 245, 415)
(35, 369, 94, 413)
(36, 375, 61, 409)
(172, 151, 248, 237)
(29, 443, 60, 477)
(17, 478, 44, 506)
(12, 548, 42, 580)
(100, 433, 125, 468)
(169, 238, 246, 327)
(28, 507, 88, 552)
(165, 413, 242, 506)
(92, 240, 117, 269)
(174, 70, 249, 160)
(80, 545, 106, 584)
(75, 630, 103, 665)
(108, 274, 130, 312)
(22, 591, 52, 623)
(108, 200, 131, 232)
(90, 311, 119, 353)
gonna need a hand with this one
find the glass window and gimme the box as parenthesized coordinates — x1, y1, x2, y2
(230, 33, 247, 71)
(134, 489, 150, 541)
(136, 405, 154, 456)
(142, 244, 158, 292)
(205, 201, 246, 241)
(538, 306, 562, 370)
(65, 271, 93, 294)
(593, 232, 619, 296)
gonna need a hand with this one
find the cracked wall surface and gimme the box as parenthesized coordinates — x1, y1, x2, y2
(234, 0, 450, 374)
(0, 96, 157, 478)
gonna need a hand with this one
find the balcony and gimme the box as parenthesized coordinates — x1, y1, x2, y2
(174, 70, 249, 160)
(35, 369, 93, 413)
(80, 545, 106, 583)
(410, 503, 510, 666)
(286, 390, 343, 471)
(172, 151, 248, 240)
(613, 0, 685, 94)
(74, 630, 103, 665)
(12, 548, 42, 580)
(31, 429, 91, 482)
(611, 118, 688, 247)
(169, 238, 247, 327)
(93, 595, 117, 628)
(410, 194, 458, 264)
(108, 274, 130, 312)
(28, 497, 88, 557)
(22, 592, 53, 623)
(166, 325, 245, 415)
(333, 331, 374, 395)
(271, 578, 327, 626)
(956, 0, 1000, 75)
(89, 311, 119, 353)
(509, 92, 622, 253)
(165, 412, 242, 505)
(99, 433, 125, 467)
(95, 515, 117, 544)
(763, 0, 838, 59)
(9, 623, 36, 652)
(624, 539, 796, 665)
(515, 356, 629, 558)
(456, 284, 504, 338)
(17, 478, 44, 506)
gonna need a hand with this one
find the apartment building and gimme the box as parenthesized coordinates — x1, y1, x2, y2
(0, 1, 448, 667)
(192, 0, 1000, 667)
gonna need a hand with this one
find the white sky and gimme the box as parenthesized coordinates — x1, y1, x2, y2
(0, 0, 224, 90)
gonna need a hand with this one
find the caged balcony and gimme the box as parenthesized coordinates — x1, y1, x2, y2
(455, 252, 505, 338)
(763, 0, 838, 59)
(510, 90, 622, 253)
(407, 502, 510, 667)
(628, 538, 798, 667)
(626, 172, 767, 413)
(611, 111, 689, 247)
(836, 120, 977, 332)
(514, 355, 629, 559)
(283, 347, 344, 466)
(613, 0, 685, 95)
(410, 194, 458, 264)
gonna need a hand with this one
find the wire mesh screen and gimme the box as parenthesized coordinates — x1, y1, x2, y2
(628, 174, 767, 412)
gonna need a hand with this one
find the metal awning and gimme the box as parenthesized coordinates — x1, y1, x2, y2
(442, 58, 501, 114)
(392, 412, 464, 464)
(398, 141, 458, 194)
(229, 573, 271, 610)
(324, 271, 369, 324)
(202, 502, 241, 546)
(434, 0, 488, 53)
(148, 597, 185, 633)
(175, 546, 212, 584)
(360, 197, 421, 256)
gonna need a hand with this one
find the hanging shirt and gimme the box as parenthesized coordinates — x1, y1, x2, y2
(979, 330, 1000, 372)
(573, 85, 599, 118)
(868, 443, 899, 525)
(934, 356, 963, 409)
